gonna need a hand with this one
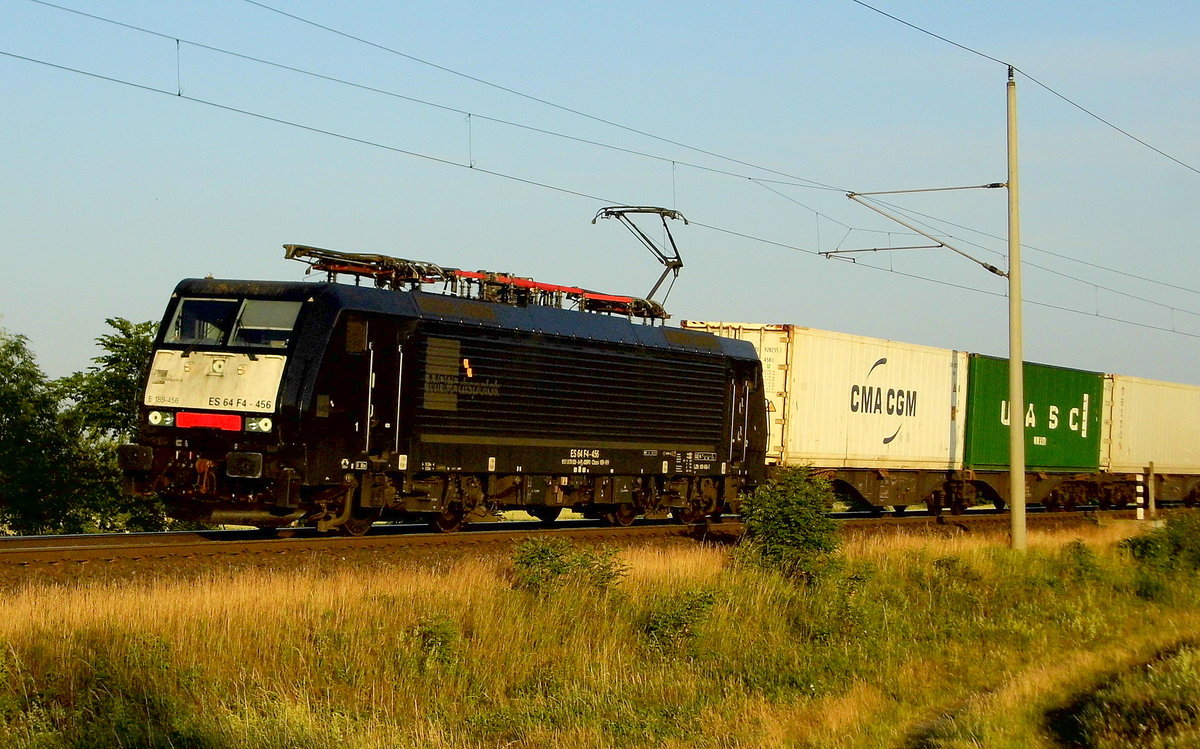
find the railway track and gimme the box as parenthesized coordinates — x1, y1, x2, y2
(0, 519, 724, 567)
(0, 508, 1162, 569)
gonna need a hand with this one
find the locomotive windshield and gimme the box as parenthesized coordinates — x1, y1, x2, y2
(166, 298, 302, 349)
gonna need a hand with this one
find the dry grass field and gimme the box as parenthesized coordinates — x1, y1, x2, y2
(0, 516, 1197, 748)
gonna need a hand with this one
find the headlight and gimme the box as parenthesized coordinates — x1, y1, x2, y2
(245, 417, 273, 433)
(147, 411, 175, 427)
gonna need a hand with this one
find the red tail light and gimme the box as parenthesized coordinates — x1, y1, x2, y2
(176, 412, 243, 431)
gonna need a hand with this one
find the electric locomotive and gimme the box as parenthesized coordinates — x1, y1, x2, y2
(118, 244, 767, 534)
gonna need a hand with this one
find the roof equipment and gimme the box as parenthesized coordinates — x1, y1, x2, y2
(284, 244, 669, 320)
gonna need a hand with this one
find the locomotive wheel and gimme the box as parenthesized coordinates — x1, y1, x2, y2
(604, 503, 638, 527)
(530, 506, 563, 526)
(430, 508, 465, 533)
(338, 511, 377, 537)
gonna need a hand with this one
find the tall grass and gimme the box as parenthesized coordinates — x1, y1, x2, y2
(0, 518, 1196, 747)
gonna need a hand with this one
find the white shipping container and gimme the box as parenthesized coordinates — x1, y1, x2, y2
(1103, 375, 1200, 474)
(682, 322, 967, 470)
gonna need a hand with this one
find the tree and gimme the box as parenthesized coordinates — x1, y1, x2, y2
(0, 321, 164, 534)
(55, 318, 156, 437)
(0, 327, 81, 532)
(54, 318, 167, 532)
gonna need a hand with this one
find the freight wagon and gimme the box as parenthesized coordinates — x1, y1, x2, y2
(682, 321, 1200, 513)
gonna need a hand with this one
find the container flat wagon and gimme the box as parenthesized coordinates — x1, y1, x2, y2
(1103, 375, 1200, 504)
(960, 354, 1104, 510)
(681, 320, 1200, 513)
(682, 322, 967, 512)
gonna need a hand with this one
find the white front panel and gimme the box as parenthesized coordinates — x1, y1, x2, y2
(143, 349, 287, 414)
(1105, 374, 1200, 474)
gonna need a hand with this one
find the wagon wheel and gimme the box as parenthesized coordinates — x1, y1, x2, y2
(338, 509, 380, 537)
(948, 489, 968, 516)
(530, 506, 563, 526)
(603, 503, 638, 527)
(430, 508, 466, 533)
(927, 492, 944, 517)
(671, 504, 705, 525)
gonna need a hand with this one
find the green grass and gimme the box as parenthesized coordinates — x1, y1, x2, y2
(0, 517, 1196, 747)
(1046, 642, 1200, 749)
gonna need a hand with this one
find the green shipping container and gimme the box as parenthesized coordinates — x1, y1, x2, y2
(963, 355, 1103, 472)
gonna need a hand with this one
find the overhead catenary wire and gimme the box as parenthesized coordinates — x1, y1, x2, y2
(750, 179, 856, 230)
(852, 261, 1200, 340)
(21, 0, 832, 193)
(0, 48, 619, 206)
(7, 2, 1200, 341)
(23, 0, 1196, 306)
(853, 194, 1200, 319)
(236, 0, 851, 191)
(763, 173, 1200, 313)
(4, 44, 1197, 341)
(848, 0, 1200, 176)
(858, 193, 1200, 297)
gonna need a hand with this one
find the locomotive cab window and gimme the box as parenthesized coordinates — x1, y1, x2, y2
(231, 301, 302, 348)
(166, 298, 301, 349)
(166, 298, 239, 345)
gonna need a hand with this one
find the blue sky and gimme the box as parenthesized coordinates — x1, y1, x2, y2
(3, 0, 1197, 383)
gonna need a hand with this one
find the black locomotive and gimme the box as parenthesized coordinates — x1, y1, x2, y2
(119, 245, 767, 534)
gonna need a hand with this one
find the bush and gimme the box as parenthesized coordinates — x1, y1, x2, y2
(1052, 644, 1200, 748)
(510, 538, 628, 593)
(736, 466, 839, 580)
(1058, 539, 1103, 582)
(1120, 511, 1200, 572)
